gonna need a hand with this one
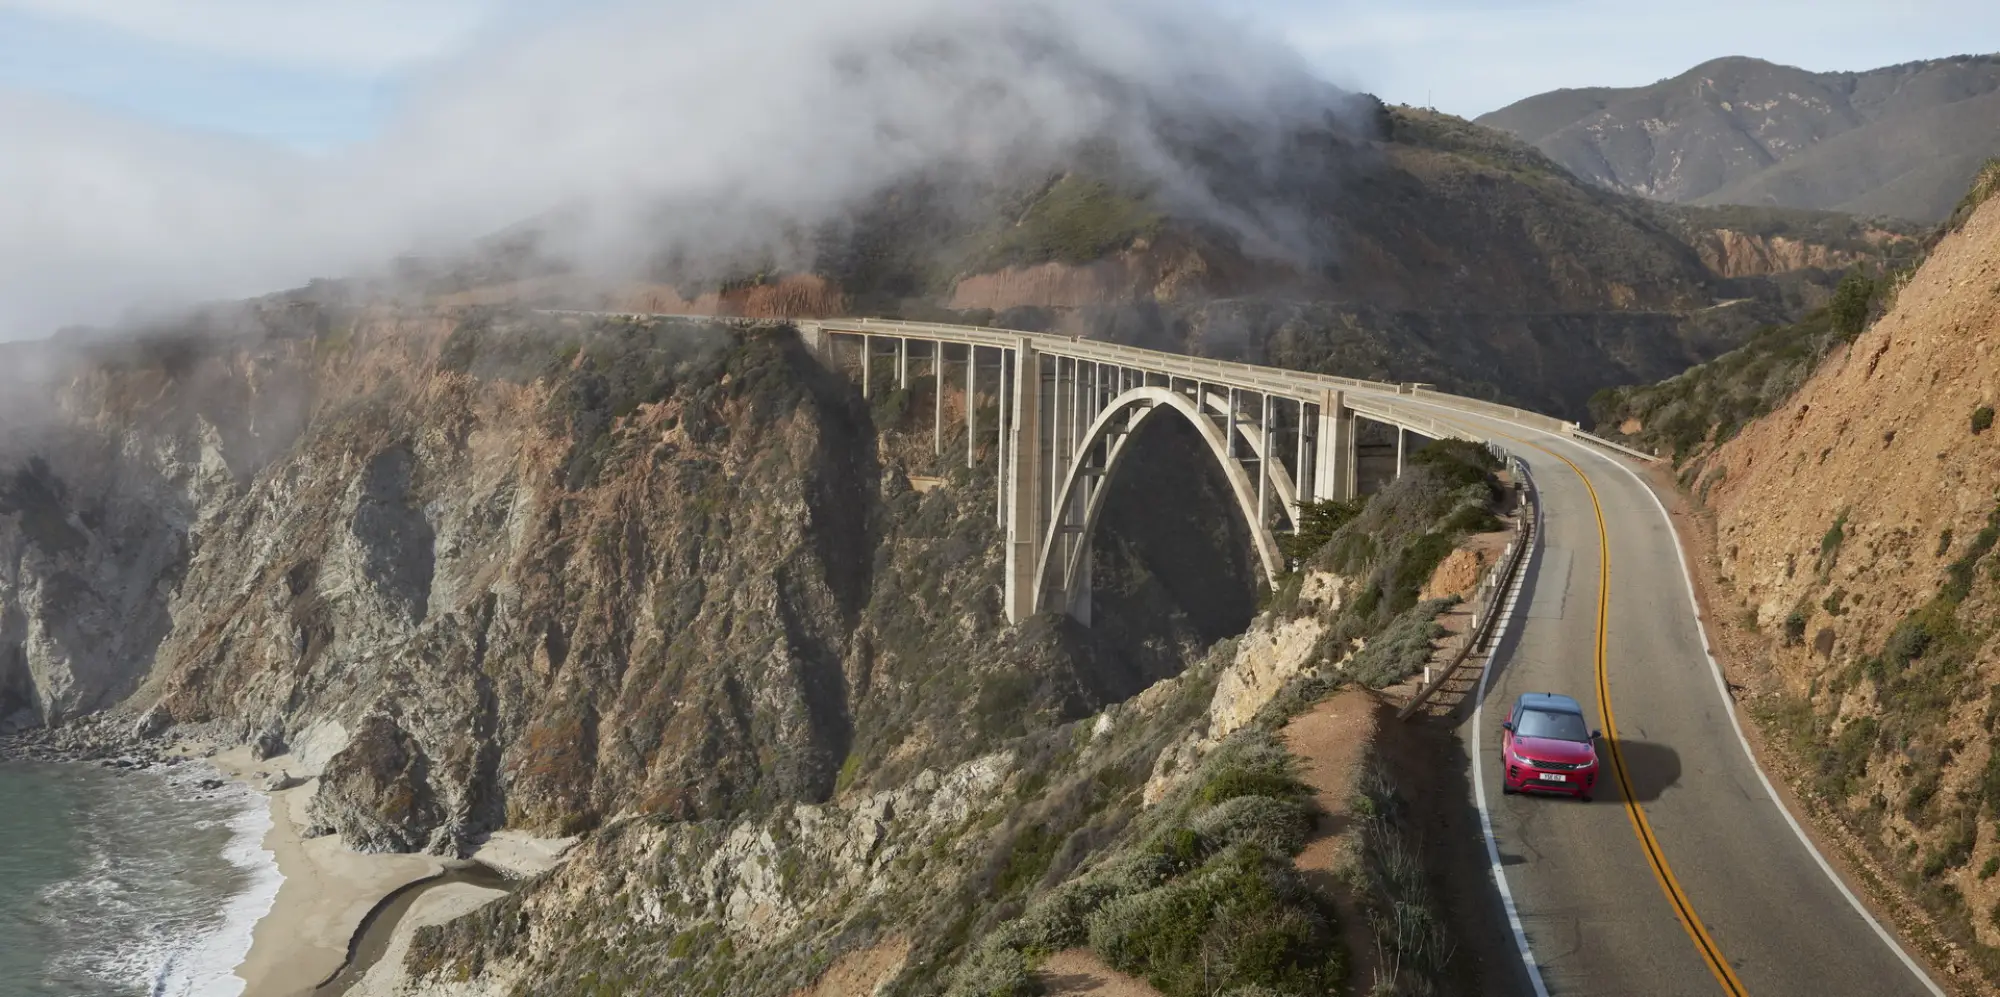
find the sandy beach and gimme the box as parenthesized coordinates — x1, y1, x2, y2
(208, 746, 445, 997)
(191, 744, 572, 997)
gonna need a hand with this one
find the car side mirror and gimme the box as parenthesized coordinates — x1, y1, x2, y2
(1591, 729, 1603, 740)
(1501, 721, 1514, 732)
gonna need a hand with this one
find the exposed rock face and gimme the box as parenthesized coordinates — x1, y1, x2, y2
(407, 746, 1024, 996)
(0, 307, 1238, 861)
(1687, 229, 1861, 278)
(311, 711, 450, 853)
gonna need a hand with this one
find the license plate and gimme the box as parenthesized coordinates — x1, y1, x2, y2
(1538, 773, 1568, 783)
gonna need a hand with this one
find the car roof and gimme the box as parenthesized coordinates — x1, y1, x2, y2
(1517, 692, 1585, 714)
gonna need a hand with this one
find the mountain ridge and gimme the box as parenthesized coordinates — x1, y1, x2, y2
(1479, 53, 2000, 221)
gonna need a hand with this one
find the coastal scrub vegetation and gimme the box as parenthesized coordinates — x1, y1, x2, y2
(1766, 499, 2000, 980)
(1593, 162, 2000, 467)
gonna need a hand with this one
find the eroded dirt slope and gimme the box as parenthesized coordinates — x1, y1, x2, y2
(1699, 187, 2000, 977)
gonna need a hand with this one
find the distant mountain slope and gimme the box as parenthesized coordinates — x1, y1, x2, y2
(382, 105, 1918, 419)
(1479, 54, 2000, 222)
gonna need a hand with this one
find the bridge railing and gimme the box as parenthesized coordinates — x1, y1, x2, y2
(1395, 452, 1539, 721)
(818, 318, 1527, 442)
(1569, 428, 1661, 463)
(557, 312, 1658, 465)
(819, 318, 1407, 398)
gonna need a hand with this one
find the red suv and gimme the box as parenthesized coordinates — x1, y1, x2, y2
(1501, 692, 1602, 801)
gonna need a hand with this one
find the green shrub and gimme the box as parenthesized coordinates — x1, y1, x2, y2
(1980, 856, 1999, 881)
(1974, 406, 1995, 435)
(1819, 511, 1848, 573)
(1440, 499, 1503, 535)
(1830, 271, 1876, 338)
(1346, 599, 1452, 688)
(1818, 718, 1879, 799)
(994, 824, 1063, 896)
(944, 942, 1036, 997)
(1278, 498, 1365, 563)
(1087, 844, 1340, 997)
(1783, 609, 1808, 646)
(1142, 825, 1211, 875)
(1883, 616, 1935, 669)
(1191, 732, 1311, 808)
(1010, 878, 1126, 954)
(1190, 795, 1316, 857)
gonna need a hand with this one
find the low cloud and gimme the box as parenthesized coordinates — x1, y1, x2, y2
(0, 0, 1362, 340)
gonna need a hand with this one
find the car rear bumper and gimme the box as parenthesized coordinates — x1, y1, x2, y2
(1506, 760, 1597, 796)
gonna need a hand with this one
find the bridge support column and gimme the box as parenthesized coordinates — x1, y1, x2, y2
(895, 338, 909, 390)
(1257, 393, 1272, 529)
(861, 335, 872, 399)
(1395, 426, 1407, 478)
(933, 340, 943, 455)
(966, 345, 977, 469)
(1315, 391, 1356, 502)
(1293, 399, 1308, 527)
(1005, 340, 1043, 623)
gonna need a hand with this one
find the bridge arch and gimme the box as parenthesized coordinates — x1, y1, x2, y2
(1032, 385, 1284, 619)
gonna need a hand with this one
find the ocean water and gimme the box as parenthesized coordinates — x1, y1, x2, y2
(0, 760, 280, 997)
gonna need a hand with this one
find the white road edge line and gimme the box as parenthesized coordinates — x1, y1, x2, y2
(1396, 398, 1944, 993)
(1575, 441, 1949, 997)
(1469, 458, 1553, 997)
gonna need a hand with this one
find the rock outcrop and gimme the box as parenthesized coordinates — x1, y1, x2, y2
(0, 307, 1237, 861)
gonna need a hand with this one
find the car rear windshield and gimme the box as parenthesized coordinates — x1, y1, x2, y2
(1516, 707, 1588, 741)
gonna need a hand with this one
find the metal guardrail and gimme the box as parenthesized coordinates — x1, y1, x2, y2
(1396, 453, 1539, 721)
(1569, 428, 1662, 463)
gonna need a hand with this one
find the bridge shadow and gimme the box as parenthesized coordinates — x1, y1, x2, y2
(1605, 739, 1681, 804)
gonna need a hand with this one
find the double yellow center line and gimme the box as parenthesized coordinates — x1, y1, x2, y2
(1540, 442, 1750, 997)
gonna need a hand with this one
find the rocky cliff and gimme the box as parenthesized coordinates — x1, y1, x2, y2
(0, 305, 1251, 856)
(0, 297, 1512, 996)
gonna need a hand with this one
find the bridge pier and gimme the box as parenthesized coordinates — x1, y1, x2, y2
(1314, 391, 1357, 502)
(1004, 340, 1044, 623)
(965, 344, 977, 469)
(803, 322, 1492, 626)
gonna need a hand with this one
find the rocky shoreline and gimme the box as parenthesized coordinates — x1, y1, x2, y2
(0, 709, 289, 784)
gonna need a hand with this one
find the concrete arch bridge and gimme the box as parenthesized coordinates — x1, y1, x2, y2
(798, 318, 1633, 625)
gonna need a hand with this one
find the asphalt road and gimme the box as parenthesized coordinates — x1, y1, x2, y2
(1418, 410, 1942, 997)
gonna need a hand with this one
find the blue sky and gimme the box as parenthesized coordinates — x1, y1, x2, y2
(5, 0, 1998, 151)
